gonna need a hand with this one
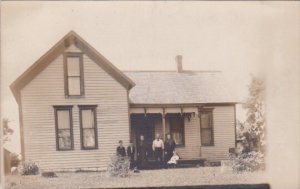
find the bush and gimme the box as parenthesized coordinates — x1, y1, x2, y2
(41, 171, 57, 178)
(18, 161, 39, 175)
(230, 151, 264, 173)
(107, 155, 130, 177)
(10, 153, 21, 167)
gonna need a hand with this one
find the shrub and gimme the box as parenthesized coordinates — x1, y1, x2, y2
(18, 161, 39, 175)
(229, 151, 264, 173)
(10, 153, 21, 167)
(107, 155, 130, 177)
(41, 171, 57, 178)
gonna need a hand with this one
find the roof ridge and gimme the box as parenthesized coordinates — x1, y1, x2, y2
(123, 70, 222, 73)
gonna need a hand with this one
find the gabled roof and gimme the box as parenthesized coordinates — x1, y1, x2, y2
(10, 31, 135, 104)
(125, 71, 238, 105)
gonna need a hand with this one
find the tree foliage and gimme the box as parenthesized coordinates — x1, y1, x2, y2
(3, 118, 14, 143)
(231, 75, 266, 172)
(238, 75, 266, 153)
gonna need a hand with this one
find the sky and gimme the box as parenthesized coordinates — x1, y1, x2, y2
(1, 2, 299, 188)
(0, 1, 296, 153)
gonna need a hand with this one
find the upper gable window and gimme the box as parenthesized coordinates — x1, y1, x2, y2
(64, 53, 84, 96)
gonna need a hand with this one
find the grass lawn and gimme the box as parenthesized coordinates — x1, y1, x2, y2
(5, 167, 267, 189)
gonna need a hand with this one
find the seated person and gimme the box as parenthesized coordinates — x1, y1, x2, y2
(167, 151, 180, 167)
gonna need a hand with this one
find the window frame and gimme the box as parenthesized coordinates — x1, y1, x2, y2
(63, 52, 85, 97)
(199, 109, 214, 146)
(168, 113, 185, 147)
(53, 105, 74, 151)
(78, 105, 98, 150)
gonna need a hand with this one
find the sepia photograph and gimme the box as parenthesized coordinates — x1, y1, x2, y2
(0, 1, 299, 189)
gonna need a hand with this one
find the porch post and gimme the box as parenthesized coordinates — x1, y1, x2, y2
(162, 108, 166, 141)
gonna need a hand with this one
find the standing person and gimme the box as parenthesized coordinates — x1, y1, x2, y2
(152, 133, 164, 169)
(164, 133, 176, 166)
(137, 135, 147, 169)
(127, 141, 136, 169)
(116, 140, 126, 157)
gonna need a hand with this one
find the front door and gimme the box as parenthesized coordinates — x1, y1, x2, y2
(131, 114, 160, 159)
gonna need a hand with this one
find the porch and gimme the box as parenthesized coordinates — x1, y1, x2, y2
(129, 106, 203, 165)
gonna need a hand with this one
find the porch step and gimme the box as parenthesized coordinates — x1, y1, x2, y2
(177, 158, 206, 167)
(178, 158, 206, 165)
(139, 158, 206, 170)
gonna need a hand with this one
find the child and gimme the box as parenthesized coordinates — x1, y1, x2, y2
(167, 150, 180, 168)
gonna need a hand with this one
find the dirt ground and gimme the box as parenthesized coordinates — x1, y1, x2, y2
(5, 167, 268, 189)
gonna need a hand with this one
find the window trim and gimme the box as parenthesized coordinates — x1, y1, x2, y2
(78, 105, 98, 150)
(63, 52, 85, 97)
(199, 109, 214, 146)
(168, 113, 185, 147)
(53, 105, 74, 151)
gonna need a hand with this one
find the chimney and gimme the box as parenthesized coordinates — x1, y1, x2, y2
(176, 55, 183, 73)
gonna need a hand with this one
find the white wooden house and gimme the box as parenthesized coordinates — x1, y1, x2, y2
(11, 31, 237, 171)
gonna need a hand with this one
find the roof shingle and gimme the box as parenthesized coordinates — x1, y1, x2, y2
(125, 71, 238, 104)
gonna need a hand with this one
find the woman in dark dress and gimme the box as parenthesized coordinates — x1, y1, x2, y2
(164, 134, 176, 164)
(137, 135, 147, 169)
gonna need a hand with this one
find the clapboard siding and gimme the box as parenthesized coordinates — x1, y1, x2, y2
(173, 115, 201, 159)
(20, 46, 129, 171)
(200, 106, 235, 160)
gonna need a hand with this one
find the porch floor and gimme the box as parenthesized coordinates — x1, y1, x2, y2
(139, 158, 206, 170)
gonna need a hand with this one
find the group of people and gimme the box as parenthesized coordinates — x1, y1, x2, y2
(116, 140, 136, 169)
(116, 133, 180, 170)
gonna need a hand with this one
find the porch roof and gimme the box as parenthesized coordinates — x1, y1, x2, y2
(125, 71, 238, 105)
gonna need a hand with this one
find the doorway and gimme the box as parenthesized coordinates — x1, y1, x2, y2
(131, 113, 161, 159)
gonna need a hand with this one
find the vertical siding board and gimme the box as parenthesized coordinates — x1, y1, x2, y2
(20, 45, 129, 170)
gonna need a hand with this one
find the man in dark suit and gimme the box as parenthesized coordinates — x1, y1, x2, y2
(127, 141, 136, 169)
(137, 135, 147, 169)
(116, 140, 126, 157)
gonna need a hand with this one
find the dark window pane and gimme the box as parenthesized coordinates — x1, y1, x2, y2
(172, 131, 183, 145)
(201, 113, 211, 128)
(83, 129, 95, 148)
(58, 130, 72, 149)
(201, 129, 212, 145)
(169, 114, 184, 145)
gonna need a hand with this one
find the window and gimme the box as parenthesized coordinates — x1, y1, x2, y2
(200, 110, 214, 146)
(79, 105, 98, 149)
(54, 106, 74, 150)
(168, 113, 185, 146)
(64, 53, 84, 96)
